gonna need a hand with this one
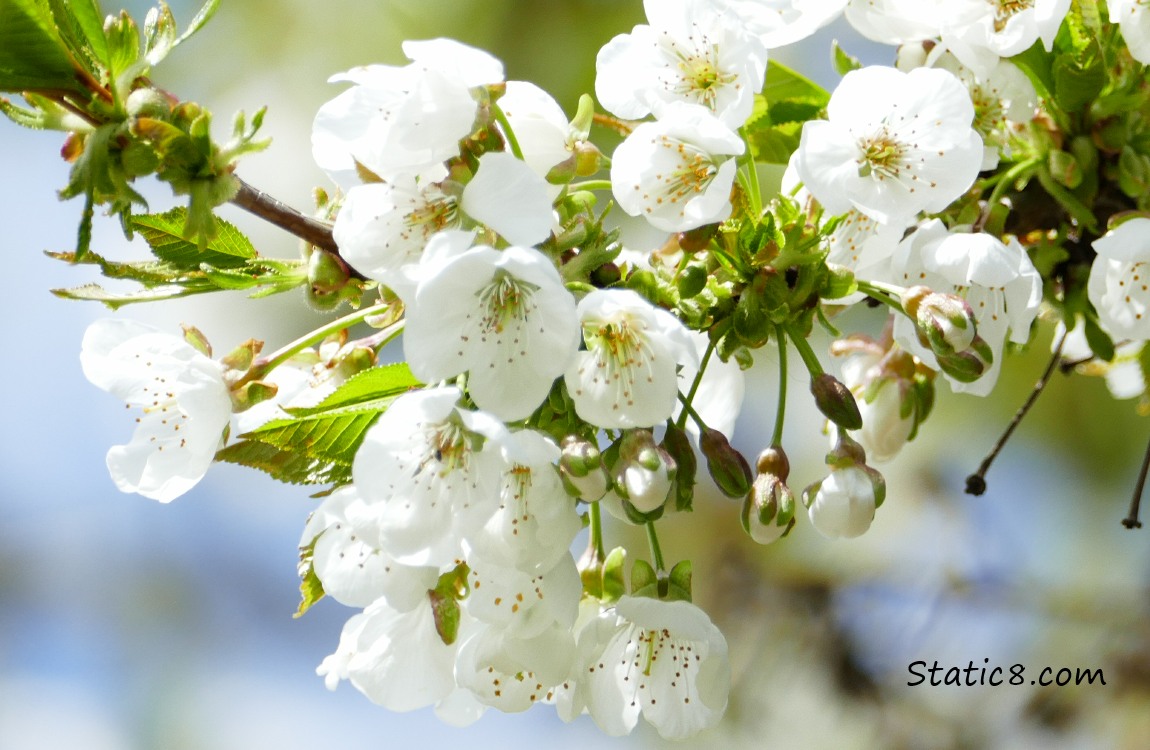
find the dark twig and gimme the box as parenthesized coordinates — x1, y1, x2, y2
(966, 330, 1067, 495)
(230, 177, 339, 254)
(1123, 432, 1149, 530)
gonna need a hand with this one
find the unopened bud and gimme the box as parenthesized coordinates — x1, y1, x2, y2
(811, 373, 863, 431)
(573, 140, 605, 177)
(614, 430, 676, 514)
(700, 428, 752, 498)
(741, 470, 796, 545)
(560, 436, 609, 501)
(901, 286, 977, 356)
(935, 334, 993, 383)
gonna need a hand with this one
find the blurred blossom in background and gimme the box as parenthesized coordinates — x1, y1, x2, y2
(2, 1, 1150, 748)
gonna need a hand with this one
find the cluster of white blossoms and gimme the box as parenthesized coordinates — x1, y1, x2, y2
(64, 0, 1150, 739)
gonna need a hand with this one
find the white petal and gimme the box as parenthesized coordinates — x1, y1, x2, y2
(461, 152, 554, 246)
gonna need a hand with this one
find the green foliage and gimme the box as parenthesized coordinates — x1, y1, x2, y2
(0, 0, 92, 96)
(48, 208, 306, 308)
(216, 365, 421, 487)
(294, 536, 325, 617)
(743, 60, 830, 165)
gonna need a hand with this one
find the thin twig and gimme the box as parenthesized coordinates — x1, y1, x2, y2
(966, 330, 1067, 495)
(229, 177, 340, 254)
(1123, 432, 1149, 530)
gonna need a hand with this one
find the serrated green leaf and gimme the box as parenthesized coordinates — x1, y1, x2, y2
(241, 407, 388, 468)
(290, 364, 421, 416)
(48, 0, 108, 71)
(295, 563, 325, 617)
(175, 0, 220, 47)
(1052, 50, 1105, 113)
(832, 40, 862, 76)
(0, 0, 89, 95)
(761, 59, 830, 108)
(215, 439, 354, 486)
(50, 281, 199, 308)
(132, 207, 257, 269)
(745, 121, 803, 164)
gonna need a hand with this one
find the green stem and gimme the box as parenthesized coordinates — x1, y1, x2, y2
(568, 179, 613, 192)
(855, 279, 907, 313)
(236, 302, 402, 386)
(739, 127, 763, 217)
(772, 325, 788, 447)
(784, 324, 825, 378)
(491, 101, 525, 162)
(645, 521, 666, 574)
(589, 500, 606, 559)
(676, 392, 708, 433)
(676, 336, 715, 431)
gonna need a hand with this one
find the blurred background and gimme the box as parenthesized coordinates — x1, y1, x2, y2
(2, 1, 1149, 748)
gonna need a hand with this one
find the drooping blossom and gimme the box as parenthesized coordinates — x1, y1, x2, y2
(80, 319, 232, 503)
(1089, 217, 1150, 341)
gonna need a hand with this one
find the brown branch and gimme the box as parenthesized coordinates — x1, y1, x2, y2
(229, 177, 340, 255)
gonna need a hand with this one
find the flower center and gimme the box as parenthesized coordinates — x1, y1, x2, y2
(404, 190, 458, 235)
(423, 419, 470, 477)
(856, 129, 907, 181)
(476, 271, 539, 335)
(672, 42, 735, 110)
(993, 0, 1033, 32)
(651, 136, 718, 205)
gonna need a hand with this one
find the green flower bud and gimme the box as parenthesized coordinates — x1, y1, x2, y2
(614, 430, 676, 514)
(811, 373, 863, 431)
(560, 435, 610, 501)
(741, 470, 796, 545)
(700, 427, 752, 498)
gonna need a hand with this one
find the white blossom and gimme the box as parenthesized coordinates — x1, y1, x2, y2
(1090, 217, 1150, 341)
(839, 349, 916, 463)
(595, 0, 767, 127)
(332, 168, 461, 286)
(404, 243, 579, 421)
(804, 464, 880, 538)
(463, 430, 582, 574)
(459, 151, 555, 247)
(80, 319, 231, 503)
(942, 0, 1071, 77)
(1057, 320, 1146, 400)
(888, 220, 1042, 395)
(497, 81, 575, 186)
(352, 387, 511, 566)
(610, 102, 744, 233)
(718, 0, 847, 48)
(312, 39, 504, 185)
(454, 623, 576, 713)
(1111, 0, 1150, 65)
(464, 553, 581, 638)
(300, 485, 439, 610)
(317, 597, 468, 711)
(578, 596, 730, 740)
(844, 0, 944, 45)
(794, 66, 983, 225)
(565, 289, 698, 428)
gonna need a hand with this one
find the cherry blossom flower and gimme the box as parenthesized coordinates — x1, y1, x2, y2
(464, 553, 582, 638)
(317, 596, 471, 712)
(803, 463, 882, 538)
(595, 0, 767, 127)
(496, 81, 575, 185)
(454, 623, 577, 714)
(1111, 0, 1150, 65)
(942, 0, 1071, 77)
(352, 387, 511, 566)
(888, 220, 1042, 395)
(577, 595, 730, 740)
(611, 103, 743, 233)
(332, 167, 461, 286)
(463, 430, 582, 574)
(1089, 217, 1150, 341)
(300, 485, 439, 610)
(718, 0, 847, 48)
(836, 344, 917, 463)
(404, 243, 579, 421)
(564, 289, 698, 428)
(844, 0, 944, 45)
(312, 39, 504, 185)
(1057, 320, 1146, 400)
(459, 152, 555, 247)
(793, 66, 983, 225)
(80, 319, 231, 503)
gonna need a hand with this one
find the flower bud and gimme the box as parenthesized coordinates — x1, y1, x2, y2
(559, 435, 610, 501)
(803, 432, 886, 539)
(741, 447, 796, 545)
(613, 430, 676, 514)
(934, 334, 993, 383)
(810, 373, 863, 431)
(901, 285, 976, 355)
(700, 428, 753, 499)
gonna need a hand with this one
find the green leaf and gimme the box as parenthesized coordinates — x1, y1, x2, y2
(173, 0, 221, 48)
(629, 559, 658, 598)
(294, 536, 326, 617)
(831, 40, 862, 76)
(243, 409, 384, 467)
(47, 0, 108, 71)
(51, 281, 202, 308)
(132, 207, 257, 269)
(215, 439, 354, 486)
(1052, 48, 1106, 113)
(289, 364, 421, 416)
(761, 59, 830, 108)
(0, 0, 89, 95)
